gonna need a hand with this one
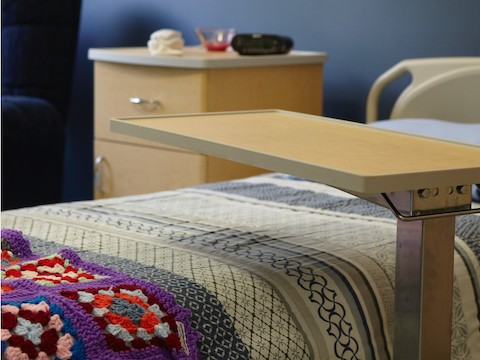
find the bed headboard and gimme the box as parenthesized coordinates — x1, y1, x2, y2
(366, 58, 480, 124)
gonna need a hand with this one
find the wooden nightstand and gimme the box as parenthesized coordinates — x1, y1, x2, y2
(88, 47, 327, 199)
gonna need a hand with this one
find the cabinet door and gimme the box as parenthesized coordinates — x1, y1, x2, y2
(94, 140, 206, 199)
(94, 62, 204, 146)
(204, 64, 323, 115)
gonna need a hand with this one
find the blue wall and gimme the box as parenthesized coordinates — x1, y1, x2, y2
(63, 0, 480, 201)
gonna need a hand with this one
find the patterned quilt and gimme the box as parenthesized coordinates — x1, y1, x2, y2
(1, 229, 200, 360)
(2, 173, 480, 360)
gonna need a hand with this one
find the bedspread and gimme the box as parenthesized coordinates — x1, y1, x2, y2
(2, 173, 479, 360)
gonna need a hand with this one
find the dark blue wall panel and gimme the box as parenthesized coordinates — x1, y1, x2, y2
(63, 0, 480, 201)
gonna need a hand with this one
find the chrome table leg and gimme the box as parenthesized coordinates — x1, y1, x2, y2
(350, 186, 474, 359)
(394, 216, 455, 360)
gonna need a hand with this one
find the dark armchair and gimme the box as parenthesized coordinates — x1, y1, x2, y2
(1, 0, 81, 210)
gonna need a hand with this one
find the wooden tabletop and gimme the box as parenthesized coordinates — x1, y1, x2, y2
(111, 110, 480, 194)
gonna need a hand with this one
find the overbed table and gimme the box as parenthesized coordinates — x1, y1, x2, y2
(111, 110, 480, 360)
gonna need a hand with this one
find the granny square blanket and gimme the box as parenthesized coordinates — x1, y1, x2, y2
(1, 229, 201, 360)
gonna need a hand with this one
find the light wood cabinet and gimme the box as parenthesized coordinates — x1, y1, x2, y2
(89, 47, 327, 199)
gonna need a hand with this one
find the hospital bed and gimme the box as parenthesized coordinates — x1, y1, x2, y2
(2, 58, 479, 360)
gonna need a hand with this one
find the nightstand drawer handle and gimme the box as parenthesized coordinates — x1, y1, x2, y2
(129, 97, 160, 106)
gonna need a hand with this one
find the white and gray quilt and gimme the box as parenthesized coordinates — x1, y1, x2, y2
(2, 173, 479, 359)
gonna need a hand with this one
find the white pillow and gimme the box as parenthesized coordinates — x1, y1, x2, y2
(370, 118, 480, 145)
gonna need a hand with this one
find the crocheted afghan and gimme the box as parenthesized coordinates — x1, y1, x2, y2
(1, 229, 201, 360)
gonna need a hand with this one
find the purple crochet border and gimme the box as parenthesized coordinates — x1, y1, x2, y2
(1, 229, 201, 360)
(1, 228, 36, 259)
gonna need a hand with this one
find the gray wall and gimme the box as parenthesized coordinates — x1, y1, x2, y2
(63, 0, 480, 201)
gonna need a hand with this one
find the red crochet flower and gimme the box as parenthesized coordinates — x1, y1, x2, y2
(4, 268, 22, 278)
(21, 339, 39, 359)
(7, 334, 24, 347)
(60, 290, 79, 301)
(20, 263, 37, 271)
(161, 315, 177, 332)
(165, 333, 182, 350)
(37, 257, 64, 267)
(92, 317, 107, 330)
(150, 336, 166, 348)
(1, 312, 18, 330)
(105, 333, 129, 352)
(40, 328, 59, 355)
(131, 338, 149, 349)
(18, 309, 50, 326)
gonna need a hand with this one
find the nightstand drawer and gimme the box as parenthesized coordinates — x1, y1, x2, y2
(94, 139, 206, 198)
(94, 62, 203, 146)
